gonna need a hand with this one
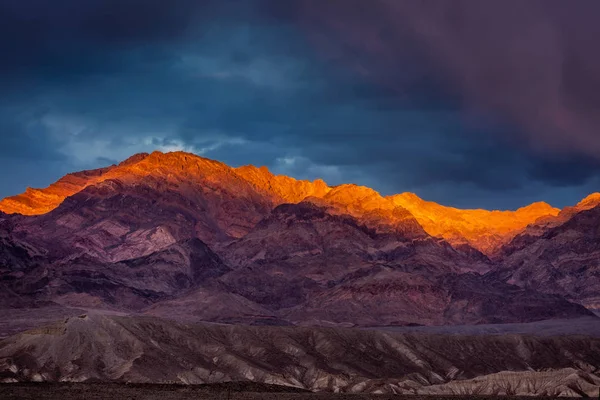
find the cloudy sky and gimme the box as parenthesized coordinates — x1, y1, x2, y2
(2, 0, 600, 209)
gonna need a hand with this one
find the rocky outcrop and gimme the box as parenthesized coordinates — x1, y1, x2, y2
(0, 214, 43, 273)
(285, 269, 593, 327)
(390, 193, 559, 255)
(494, 205, 600, 313)
(0, 165, 117, 216)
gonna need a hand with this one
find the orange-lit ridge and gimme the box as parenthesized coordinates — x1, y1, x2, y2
(1, 150, 597, 255)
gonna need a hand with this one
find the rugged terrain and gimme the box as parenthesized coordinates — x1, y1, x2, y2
(0, 314, 599, 396)
(0, 151, 595, 330)
(494, 204, 600, 313)
(0, 151, 561, 255)
(1, 383, 582, 400)
(1, 151, 600, 395)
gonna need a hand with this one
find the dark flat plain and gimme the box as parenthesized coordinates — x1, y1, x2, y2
(0, 383, 567, 400)
(366, 316, 600, 337)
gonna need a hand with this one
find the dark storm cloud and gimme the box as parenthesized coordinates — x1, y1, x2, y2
(285, 0, 600, 155)
(0, 0, 202, 64)
(0, 0, 600, 209)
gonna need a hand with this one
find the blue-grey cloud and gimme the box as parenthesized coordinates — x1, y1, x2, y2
(0, 0, 600, 210)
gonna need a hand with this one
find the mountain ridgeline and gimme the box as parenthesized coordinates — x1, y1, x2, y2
(2, 151, 600, 394)
(0, 150, 598, 330)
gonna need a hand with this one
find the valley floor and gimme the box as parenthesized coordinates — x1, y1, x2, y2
(366, 316, 600, 337)
(0, 383, 569, 400)
(1, 314, 599, 396)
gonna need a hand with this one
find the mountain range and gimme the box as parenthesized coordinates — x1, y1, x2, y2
(0, 151, 599, 328)
(1, 151, 599, 393)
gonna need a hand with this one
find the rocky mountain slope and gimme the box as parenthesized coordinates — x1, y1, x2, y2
(0, 151, 560, 255)
(0, 187, 591, 328)
(1, 151, 600, 396)
(0, 314, 599, 396)
(494, 205, 600, 313)
(0, 151, 597, 329)
(390, 193, 559, 255)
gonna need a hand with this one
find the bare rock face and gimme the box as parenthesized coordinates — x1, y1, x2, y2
(2, 192, 589, 329)
(500, 192, 600, 253)
(3, 237, 230, 313)
(0, 151, 595, 329)
(438, 273, 595, 324)
(215, 203, 589, 326)
(1, 314, 599, 395)
(1, 151, 600, 395)
(285, 268, 594, 327)
(218, 203, 455, 323)
(390, 193, 559, 255)
(496, 205, 600, 313)
(0, 215, 41, 273)
(15, 170, 273, 260)
(0, 152, 324, 245)
(222, 202, 487, 276)
(0, 165, 116, 215)
(0, 151, 562, 256)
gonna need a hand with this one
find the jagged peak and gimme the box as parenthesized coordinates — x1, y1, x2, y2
(576, 192, 600, 209)
(235, 163, 271, 173)
(234, 163, 329, 188)
(234, 164, 276, 181)
(516, 201, 558, 214)
(325, 184, 381, 200)
(140, 151, 228, 169)
(118, 152, 151, 166)
(234, 164, 331, 203)
(393, 192, 424, 203)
